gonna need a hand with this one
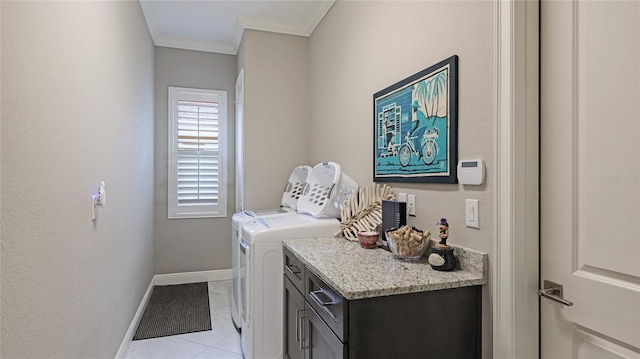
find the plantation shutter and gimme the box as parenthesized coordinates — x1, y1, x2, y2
(168, 87, 227, 218)
(176, 99, 220, 206)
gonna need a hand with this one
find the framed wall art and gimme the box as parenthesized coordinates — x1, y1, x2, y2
(373, 55, 458, 183)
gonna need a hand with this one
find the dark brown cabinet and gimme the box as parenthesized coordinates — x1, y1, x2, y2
(284, 274, 306, 359)
(283, 247, 482, 359)
(283, 251, 347, 359)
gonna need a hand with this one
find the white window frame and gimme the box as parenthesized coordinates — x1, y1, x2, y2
(168, 87, 228, 219)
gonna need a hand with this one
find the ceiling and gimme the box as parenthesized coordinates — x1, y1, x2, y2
(139, 0, 335, 55)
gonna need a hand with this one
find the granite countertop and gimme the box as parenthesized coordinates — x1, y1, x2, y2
(283, 237, 488, 300)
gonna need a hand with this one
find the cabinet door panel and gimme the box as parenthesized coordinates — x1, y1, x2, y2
(305, 303, 346, 359)
(348, 286, 480, 359)
(284, 277, 305, 359)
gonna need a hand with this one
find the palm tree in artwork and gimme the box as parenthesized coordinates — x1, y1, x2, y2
(412, 70, 447, 165)
(414, 70, 447, 125)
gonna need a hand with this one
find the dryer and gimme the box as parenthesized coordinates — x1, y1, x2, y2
(240, 214, 340, 359)
(231, 208, 293, 331)
(231, 165, 311, 331)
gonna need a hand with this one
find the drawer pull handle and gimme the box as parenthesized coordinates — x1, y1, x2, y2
(310, 289, 338, 321)
(285, 264, 301, 275)
(310, 289, 338, 306)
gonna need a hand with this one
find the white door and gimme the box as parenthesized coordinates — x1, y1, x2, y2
(540, 1, 640, 357)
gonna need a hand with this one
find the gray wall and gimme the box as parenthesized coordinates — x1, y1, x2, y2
(308, 1, 495, 357)
(1, 1, 155, 358)
(154, 47, 237, 274)
(238, 30, 311, 210)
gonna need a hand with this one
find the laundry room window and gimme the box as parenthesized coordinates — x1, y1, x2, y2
(168, 87, 227, 219)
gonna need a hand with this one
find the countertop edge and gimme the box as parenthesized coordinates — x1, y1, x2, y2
(284, 238, 488, 301)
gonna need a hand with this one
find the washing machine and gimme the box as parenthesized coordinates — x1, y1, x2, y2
(231, 165, 311, 331)
(240, 214, 341, 359)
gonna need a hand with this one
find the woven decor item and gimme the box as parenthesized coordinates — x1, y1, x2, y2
(335, 184, 395, 241)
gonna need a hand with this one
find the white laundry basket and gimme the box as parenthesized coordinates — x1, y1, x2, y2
(297, 162, 358, 218)
(281, 165, 312, 210)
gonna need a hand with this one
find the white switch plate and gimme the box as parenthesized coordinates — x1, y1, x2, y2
(398, 192, 407, 202)
(465, 199, 479, 228)
(407, 194, 416, 217)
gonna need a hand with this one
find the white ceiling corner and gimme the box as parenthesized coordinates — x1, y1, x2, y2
(139, 0, 335, 56)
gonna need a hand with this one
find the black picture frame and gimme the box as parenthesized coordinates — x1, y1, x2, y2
(373, 55, 458, 183)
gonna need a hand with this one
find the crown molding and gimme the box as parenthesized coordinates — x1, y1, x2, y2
(232, 20, 245, 55)
(139, 0, 161, 46)
(305, 0, 335, 35)
(142, 0, 335, 55)
(232, 0, 335, 54)
(155, 38, 237, 55)
(239, 16, 309, 37)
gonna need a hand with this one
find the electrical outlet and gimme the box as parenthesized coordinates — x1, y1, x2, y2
(407, 194, 416, 216)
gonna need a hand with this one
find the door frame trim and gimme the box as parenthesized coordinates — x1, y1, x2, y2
(493, 0, 539, 357)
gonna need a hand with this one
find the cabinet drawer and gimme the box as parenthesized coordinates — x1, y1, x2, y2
(284, 247, 305, 293)
(305, 269, 348, 342)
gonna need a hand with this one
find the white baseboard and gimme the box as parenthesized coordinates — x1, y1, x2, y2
(114, 269, 232, 358)
(154, 269, 232, 286)
(114, 278, 155, 359)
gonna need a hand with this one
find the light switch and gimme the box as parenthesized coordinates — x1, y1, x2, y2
(465, 199, 479, 228)
(407, 194, 416, 217)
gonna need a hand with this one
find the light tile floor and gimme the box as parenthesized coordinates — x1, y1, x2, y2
(125, 280, 243, 359)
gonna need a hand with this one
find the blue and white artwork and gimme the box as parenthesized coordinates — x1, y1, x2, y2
(373, 56, 458, 183)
